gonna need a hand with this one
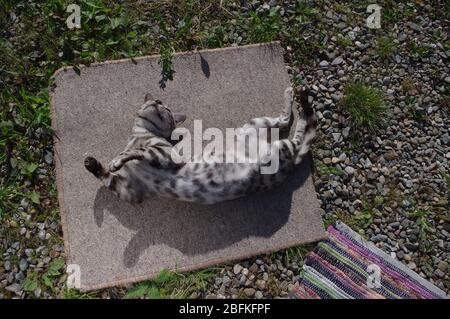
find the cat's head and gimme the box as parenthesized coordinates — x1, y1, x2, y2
(133, 93, 186, 138)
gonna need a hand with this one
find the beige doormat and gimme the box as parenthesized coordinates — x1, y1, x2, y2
(51, 42, 326, 291)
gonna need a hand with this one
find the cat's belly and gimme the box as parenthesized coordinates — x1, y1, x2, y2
(126, 158, 292, 204)
(172, 161, 292, 204)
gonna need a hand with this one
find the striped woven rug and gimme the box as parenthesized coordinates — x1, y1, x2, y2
(290, 222, 448, 299)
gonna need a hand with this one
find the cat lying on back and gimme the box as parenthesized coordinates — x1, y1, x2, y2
(84, 87, 316, 204)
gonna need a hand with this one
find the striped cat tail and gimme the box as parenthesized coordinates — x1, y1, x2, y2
(292, 88, 317, 165)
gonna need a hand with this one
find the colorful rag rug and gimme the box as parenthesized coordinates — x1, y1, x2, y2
(290, 222, 448, 299)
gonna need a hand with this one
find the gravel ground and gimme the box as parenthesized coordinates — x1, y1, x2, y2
(1, 0, 448, 299)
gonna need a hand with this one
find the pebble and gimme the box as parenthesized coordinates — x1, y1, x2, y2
(255, 291, 263, 299)
(243, 288, 256, 297)
(4, 261, 11, 272)
(5, 284, 22, 295)
(18, 259, 28, 272)
(345, 166, 355, 175)
(233, 264, 243, 275)
(331, 56, 344, 65)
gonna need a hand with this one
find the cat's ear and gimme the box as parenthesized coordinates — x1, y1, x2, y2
(144, 93, 153, 102)
(173, 113, 186, 125)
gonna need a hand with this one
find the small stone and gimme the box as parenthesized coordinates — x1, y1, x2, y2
(44, 151, 53, 164)
(222, 275, 231, 286)
(4, 261, 11, 271)
(397, 33, 407, 42)
(249, 263, 259, 274)
(437, 261, 448, 273)
(404, 180, 413, 188)
(408, 22, 421, 32)
(19, 259, 28, 271)
(407, 262, 417, 270)
(332, 133, 342, 142)
(345, 166, 355, 175)
(255, 291, 263, 299)
(25, 249, 33, 257)
(331, 56, 344, 65)
(319, 60, 329, 67)
(255, 279, 266, 290)
(38, 230, 46, 240)
(34, 287, 42, 298)
(20, 198, 29, 209)
(243, 288, 256, 297)
(5, 284, 22, 295)
(233, 264, 243, 275)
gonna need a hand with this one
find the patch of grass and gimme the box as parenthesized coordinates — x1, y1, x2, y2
(375, 36, 395, 59)
(20, 258, 66, 297)
(353, 208, 373, 229)
(383, 1, 417, 24)
(408, 41, 431, 58)
(281, 243, 316, 265)
(0, 186, 21, 221)
(281, 1, 324, 65)
(404, 96, 428, 122)
(408, 209, 435, 242)
(64, 289, 97, 299)
(323, 199, 375, 233)
(125, 268, 217, 299)
(246, 7, 282, 43)
(155, 13, 175, 82)
(315, 162, 344, 176)
(292, 0, 318, 23)
(336, 35, 352, 48)
(340, 81, 388, 132)
(446, 0, 450, 19)
(204, 26, 226, 48)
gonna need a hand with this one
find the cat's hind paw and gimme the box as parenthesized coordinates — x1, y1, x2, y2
(84, 157, 104, 178)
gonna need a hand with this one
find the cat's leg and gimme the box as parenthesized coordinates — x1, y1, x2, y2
(109, 147, 179, 172)
(265, 87, 316, 172)
(85, 157, 144, 204)
(242, 87, 294, 131)
(109, 150, 145, 172)
(284, 87, 316, 165)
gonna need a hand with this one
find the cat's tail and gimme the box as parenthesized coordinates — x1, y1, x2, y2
(292, 87, 316, 165)
(84, 156, 117, 187)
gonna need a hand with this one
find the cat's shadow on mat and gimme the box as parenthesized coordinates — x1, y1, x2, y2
(93, 156, 312, 268)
